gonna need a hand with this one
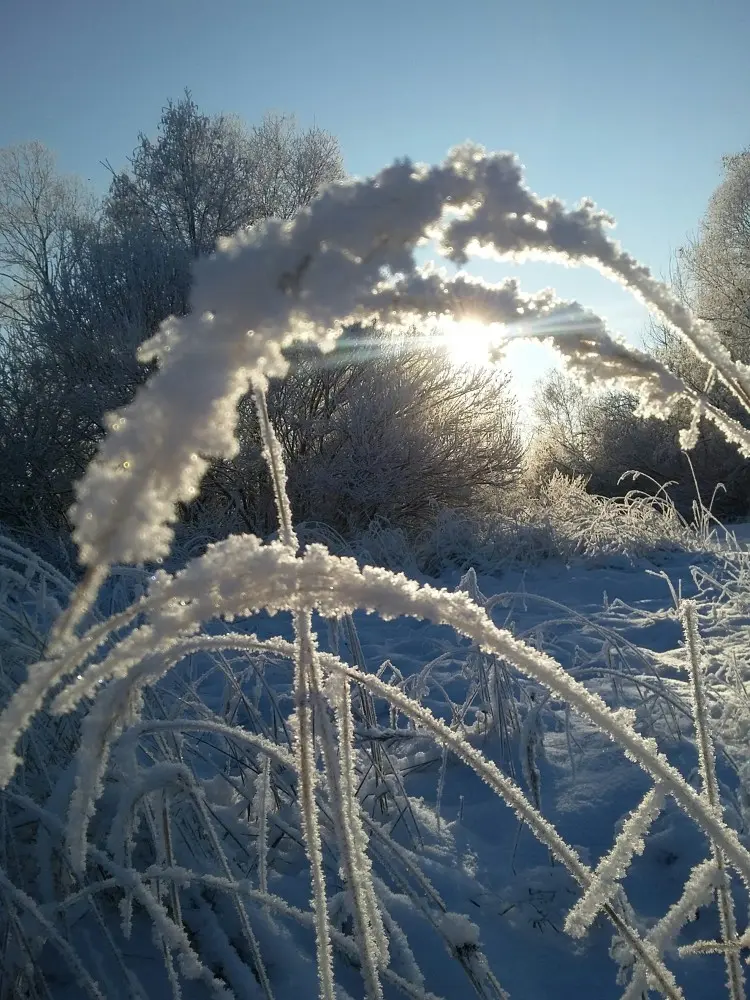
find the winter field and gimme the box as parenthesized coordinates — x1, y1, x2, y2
(3, 510, 750, 1000)
(5, 144, 750, 1000)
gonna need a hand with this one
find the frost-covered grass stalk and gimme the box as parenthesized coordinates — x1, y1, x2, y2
(3, 144, 750, 999)
(680, 601, 744, 1000)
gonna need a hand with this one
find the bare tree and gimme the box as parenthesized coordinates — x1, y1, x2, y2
(0, 142, 92, 325)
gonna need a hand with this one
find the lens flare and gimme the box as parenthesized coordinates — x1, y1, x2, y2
(436, 318, 505, 368)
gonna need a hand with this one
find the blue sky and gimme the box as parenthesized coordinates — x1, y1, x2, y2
(2, 0, 749, 397)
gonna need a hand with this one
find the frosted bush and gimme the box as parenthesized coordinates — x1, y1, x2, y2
(2, 144, 750, 999)
(515, 473, 708, 562)
(351, 474, 709, 577)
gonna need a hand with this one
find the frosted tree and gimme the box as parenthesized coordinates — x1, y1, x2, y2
(0, 97, 344, 541)
(643, 146, 750, 516)
(531, 144, 750, 519)
(0, 141, 92, 326)
(106, 90, 345, 258)
(0, 217, 190, 534)
(681, 149, 750, 363)
(527, 372, 694, 512)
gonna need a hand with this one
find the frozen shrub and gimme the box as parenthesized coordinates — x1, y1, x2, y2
(199, 330, 523, 540)
(529, 371, 750, 521)
(348, 474, 707, 577)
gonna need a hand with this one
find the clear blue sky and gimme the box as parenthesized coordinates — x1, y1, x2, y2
(2, 0, 749, 397)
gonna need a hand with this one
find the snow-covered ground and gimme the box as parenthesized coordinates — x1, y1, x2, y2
(4, 533, 750, 1000)
(315, 549, 744, 999)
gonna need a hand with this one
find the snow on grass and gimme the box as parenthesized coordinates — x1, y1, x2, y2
(3, 526, 749, 998)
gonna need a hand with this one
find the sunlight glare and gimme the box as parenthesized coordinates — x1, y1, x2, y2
(434, 318, 563, 433)
(438, 318, 505, 368)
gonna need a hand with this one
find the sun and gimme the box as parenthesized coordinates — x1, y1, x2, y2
(433, 319, 561, 414)
(437, 318, 504, 368)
